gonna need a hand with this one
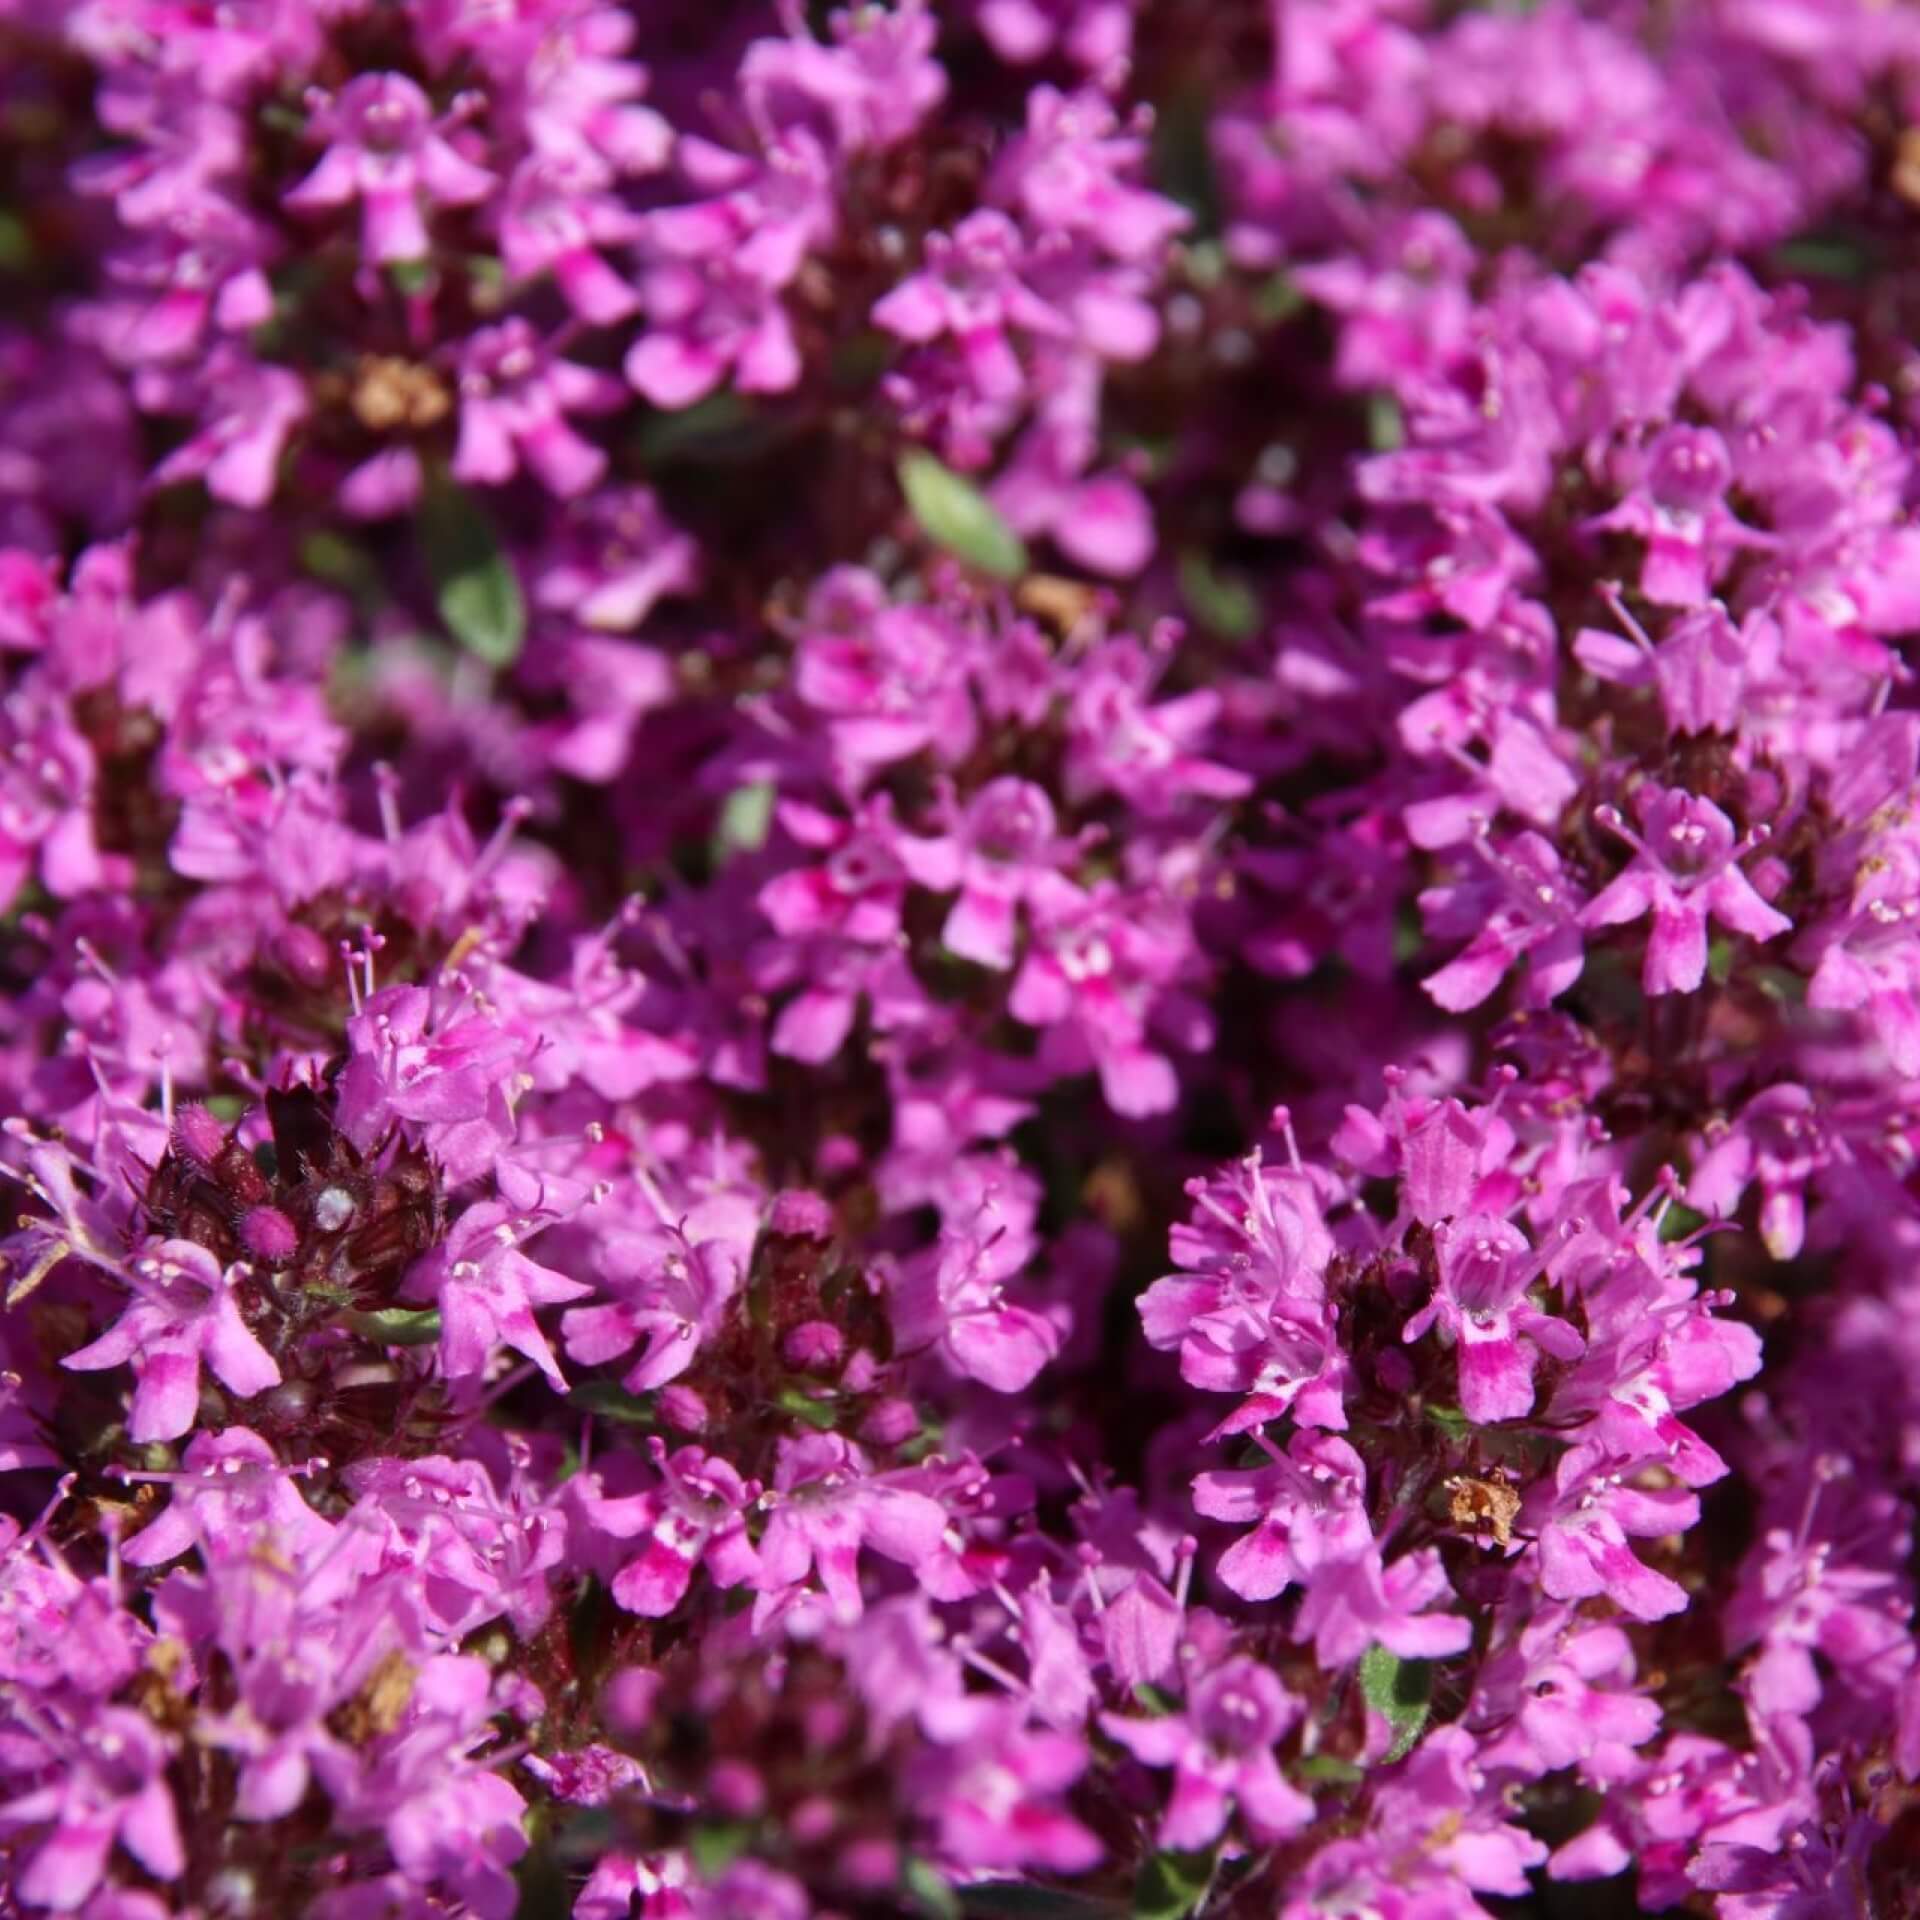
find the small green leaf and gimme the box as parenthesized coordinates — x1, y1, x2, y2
(712, 781, 776, 864)
(1659, 1199, 1706, 1244)
(1424, 1402, 1472, 1440)
(420, 479, 527, 667)
(1133, 1847, 1214, 1920)
(567, 1381, 656, 1425)
(1296, 1752, 1365, 1786)
(387, 257, 436, 295)
(0, 212, 34, 273)
(1366, 392, 1405, 452)
(1359, 1645, 1433, 1763)
(1253, 273, 1305, 326)
(905, 1859, 962, 1920)
(774, 1385, 838, 1431)
(343, 1307, 443, 1347)
(1178, 551, 1258, 640)
(689, 1823, 753, 1878)
(898, 450, 1028, 580)
(1131, 1682, 1181, 1717)
(1181, 239, 1226, 288)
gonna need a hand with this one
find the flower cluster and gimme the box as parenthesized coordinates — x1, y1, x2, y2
(3, 1, 1920, 1915)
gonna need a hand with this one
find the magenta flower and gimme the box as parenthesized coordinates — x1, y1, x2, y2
(753, 1432, 949, 1624)
(406, 1203, 592, 1391)
(285, 75, 496, 263)
(1101, 1658, 1312, 1849)
(0, 1709, 183, 1910)
(579, 1443, 757, 1617)
(1582, 786, 1792, 994)
(1402, 1213, 1585, 1424)
(874, 210, 1069, 404)
(63, 1238, 280, 1442)
(498, 154, 641, 324)
(890, 1207, 1060, 1392)
(562, 1226, 741, 1393)
(452, 318, 623, 498)
(1526, 1445, 1702, 1622)
(911, 1699, 1102, 1876)
(625, 258, 801, 409)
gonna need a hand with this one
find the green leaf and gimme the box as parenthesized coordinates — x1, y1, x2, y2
(343, 1307, 443, 1347)
(1659, 1199, 1706, 1244)
(1295, 1752, 1365, 1786)
(567, 1381, 656, 1425)
(1178, 551, 1258, 640)
(1252, 273, 1305, 326)
(689, 1823, 753, 1878)
(420, 479, 527, 667)
(774, 1385, 838, 1431)
(1133, 1848, 1214, 1920)
(0, 212, 34, 273)
(899, 451, 1028, 580)
(1131, 1682, 1181, 1717)
(1366, 392, 1405, 452)
(712, 781, 776, 864)
(1359, 1645, 1432, 1763)
(905, 1859, 962, 1920)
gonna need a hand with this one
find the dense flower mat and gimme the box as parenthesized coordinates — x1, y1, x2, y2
(2, 1, 1920, 1915)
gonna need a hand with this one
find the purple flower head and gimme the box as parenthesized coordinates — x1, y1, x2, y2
(896, 777, 1074, 970)
(63, 1237, 281, 1441)
(499, 155, 643, 325)
(286, 75, 497, 264)
(1101, 1656, 1311, 1849)
(453, 318, 624, 498)
(562, 1218, 743, 1394)
(1402, 1213, 1584, 1424)
(1140, 1149, 1343, 1430)
(407, 1201, 592, 1392)
(891, 1197, 1060, 1392)
(753, 1431, 949, 1626)
(1583, 785, 1792, 994)
(580, 1441, 756, 1617)
(0, 1708, 183, 1910)
(1421, 828, 1587, 1011)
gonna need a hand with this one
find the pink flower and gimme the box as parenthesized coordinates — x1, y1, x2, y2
(562, 1225, 741, 1394)
(890, 1206, 1060, 1392)
(0, 1708, 184, 1909)
(910, 1698, 1103, 1876)
(1401, 1213, 1585, 1424)
(1101, 1657, 1312, 1849)
(63, 1238, 281, 1442)
(406, 1203, 593, 1391)
(1582, 786, 1792, 994)
(285, 75, 496, 263)
(453, 319, 624, 498)
(498, 155, 642, 324)
(578, 1444, 757, 1616)
(753, 1432, 949, 1624)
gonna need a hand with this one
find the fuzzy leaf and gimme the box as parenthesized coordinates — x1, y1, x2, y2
(1134, 1848, 1214, 1920)
(905, 1859, 962, 1920)
(420, 479, 527, 666)
(344, 1307, 443, 1347)
(567, 1381, 657, 1425)
(1359, 1644, 1433, 1762)
(899, 450, 1028, 580)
